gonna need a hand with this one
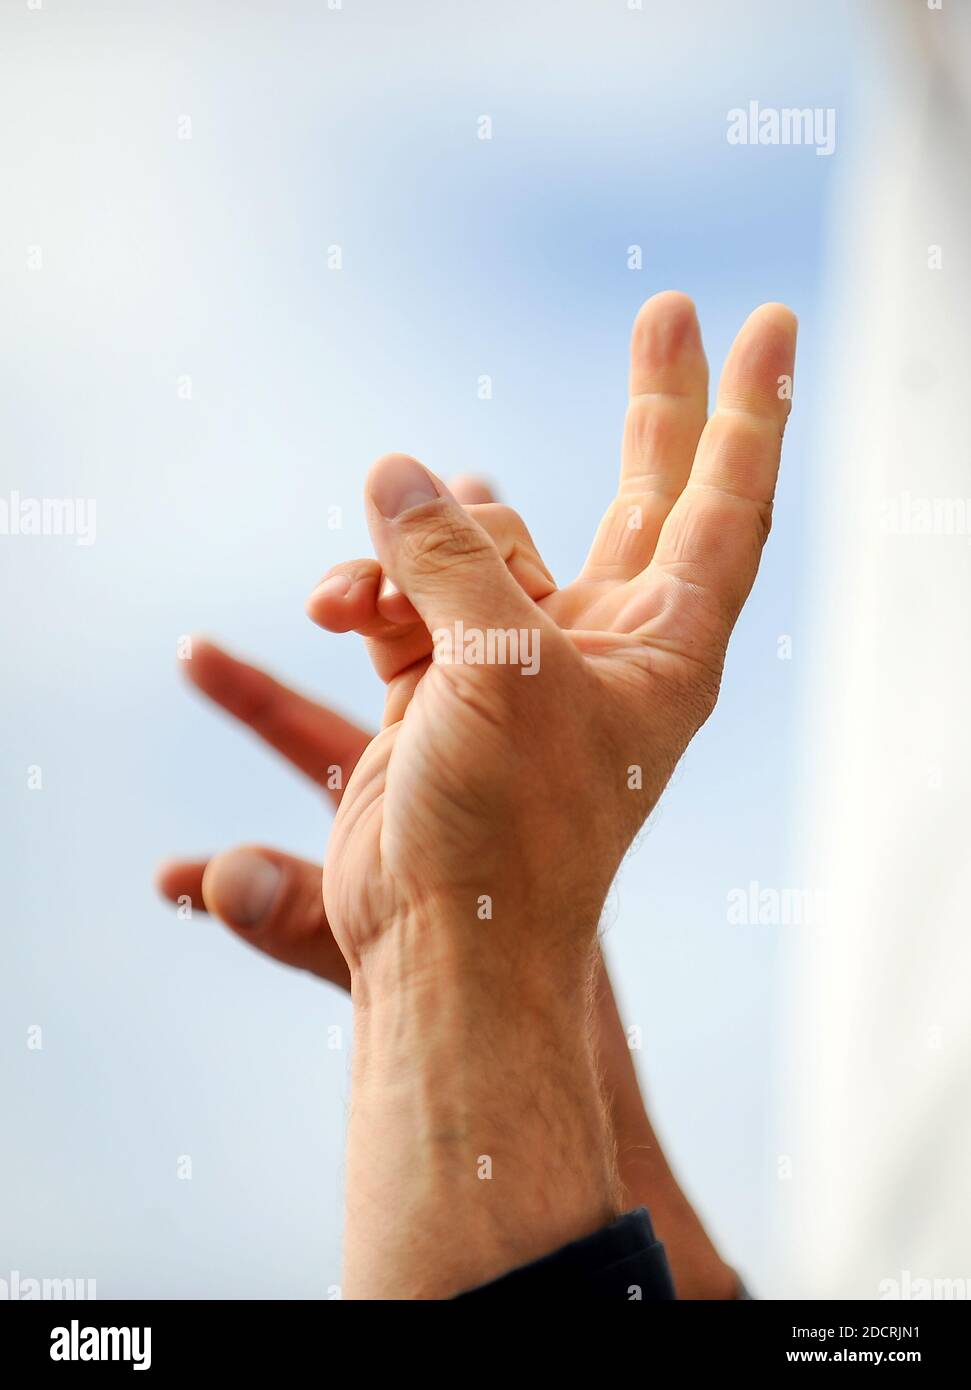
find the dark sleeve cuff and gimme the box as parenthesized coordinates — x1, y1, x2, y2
(452, 1207, 676, 1300)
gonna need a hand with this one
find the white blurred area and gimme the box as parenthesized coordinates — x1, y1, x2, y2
(784, 2, 971, 1298)
(1, 0, 967, 1299)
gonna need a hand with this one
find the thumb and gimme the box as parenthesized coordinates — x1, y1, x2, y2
(365, 453, 537, 636)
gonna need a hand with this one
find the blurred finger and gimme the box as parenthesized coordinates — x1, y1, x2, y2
(184, 640, 370, 806)
(156, 848, 348, 988)
(155, 857, 207, 910)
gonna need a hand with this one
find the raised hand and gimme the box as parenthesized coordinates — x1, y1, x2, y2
(308, 293, 796, 982)
(310, 292, 796, 1297)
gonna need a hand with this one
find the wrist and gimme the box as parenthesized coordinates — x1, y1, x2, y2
(349, 886, 599, 1010)
(343, 900, 619, 1299)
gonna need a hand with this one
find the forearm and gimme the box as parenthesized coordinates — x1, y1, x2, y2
(592, 955, 738, 1299)
(343, 914, 619, 1299)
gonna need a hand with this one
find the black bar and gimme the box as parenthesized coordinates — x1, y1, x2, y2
(2, 1299, 962, 1375)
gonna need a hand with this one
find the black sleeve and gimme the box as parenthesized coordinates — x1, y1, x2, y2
(452, 1207, 676, 1300)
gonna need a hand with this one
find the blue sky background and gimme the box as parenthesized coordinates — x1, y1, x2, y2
(0, 0, 867, 1294)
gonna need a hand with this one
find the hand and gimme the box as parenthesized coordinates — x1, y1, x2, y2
(309, 294, 796, 989)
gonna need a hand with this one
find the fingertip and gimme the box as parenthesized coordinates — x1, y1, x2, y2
(202, 847, 283, 929)
(154, 857, 207, 904)
(305, 579, 352, 630)
(181, 635, 227, 690)
(306, 568, 380, 632)
(153, 858, 180, 899)
(366, 452, 447, 520)
(747, 301, 799, 342)
(717, 302, 798, 417)
(753, 300, 798, 323)
(638, 288, 698, 317)
(311, 573, 352, 602)
(632, 290, 701, 341)
(629, 291, 706, 395)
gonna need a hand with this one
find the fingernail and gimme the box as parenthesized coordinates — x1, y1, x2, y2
(313, 573, 352, 601)
(213, 851, 281, 927)
(370, 456, 440, 519)
(379, 574, 398, 601)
